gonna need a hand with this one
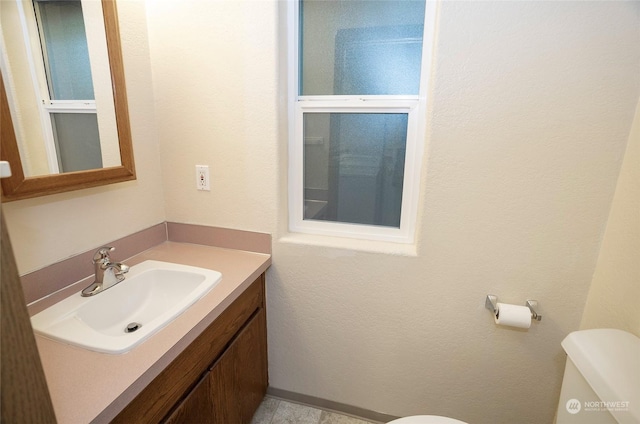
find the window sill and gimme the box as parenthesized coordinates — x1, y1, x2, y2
(277, 232, 418, 257)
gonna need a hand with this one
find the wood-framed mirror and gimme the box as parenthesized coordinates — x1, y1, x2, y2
(1, 0, 135, 202)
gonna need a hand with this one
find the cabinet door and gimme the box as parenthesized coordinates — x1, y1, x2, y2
(210, 342, 241, 423)
(210, 308, 268, 424)
(163, 372, 213, 424)
(236, 308, 268, 423)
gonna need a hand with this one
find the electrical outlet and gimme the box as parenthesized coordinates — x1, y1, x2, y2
(196, 165, 210, 191)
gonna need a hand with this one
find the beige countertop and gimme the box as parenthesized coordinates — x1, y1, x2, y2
(29, 241, 271, 424)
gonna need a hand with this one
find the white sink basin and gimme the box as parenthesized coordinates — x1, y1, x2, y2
(31, 260, 222, 354)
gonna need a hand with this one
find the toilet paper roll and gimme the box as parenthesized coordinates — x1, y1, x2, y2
(494, 303, 532, 329)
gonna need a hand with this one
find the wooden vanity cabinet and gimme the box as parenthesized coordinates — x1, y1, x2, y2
(165, 309, 267, 424)
(112, 273, 268, 424)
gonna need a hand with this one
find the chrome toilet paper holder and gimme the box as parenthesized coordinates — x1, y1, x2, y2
(485, 295, 542, 321)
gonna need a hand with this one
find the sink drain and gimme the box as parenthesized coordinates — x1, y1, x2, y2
(125, 322, 142, 333)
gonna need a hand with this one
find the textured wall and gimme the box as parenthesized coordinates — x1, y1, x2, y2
(4, 1, 638, 423)
(145, 0, 278, 233)
(3, 1, 166, 274)
(580, 100, 640, 337)
(146, 1, 639, 423)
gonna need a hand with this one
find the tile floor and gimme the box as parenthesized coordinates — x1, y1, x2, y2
(251, 396, 378, 424)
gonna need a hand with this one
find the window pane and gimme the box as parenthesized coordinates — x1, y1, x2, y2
(300, 0, 425, 95)
(51, 113, 102, 172)
(34, 0, 95, 100)
(303, 113, 407, 227)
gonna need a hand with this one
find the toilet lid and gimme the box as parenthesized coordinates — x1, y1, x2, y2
(387, 415, 468, 424)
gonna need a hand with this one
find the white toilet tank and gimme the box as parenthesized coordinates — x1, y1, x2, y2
(555, 329, 640, 424)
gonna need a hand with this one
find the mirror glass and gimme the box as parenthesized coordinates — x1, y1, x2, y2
(1, 0, 135, 201)
(2, 0, 120, 176)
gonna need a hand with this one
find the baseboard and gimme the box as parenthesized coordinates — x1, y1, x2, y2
(266, 387, 399, 424)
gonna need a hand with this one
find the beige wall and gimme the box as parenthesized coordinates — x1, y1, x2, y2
(146, 1, 639, 423)
(580, 100, 640, 337)
(145, 0, 278, 233)
(2, 1, 639, 423)
(3, 1, 166, 274)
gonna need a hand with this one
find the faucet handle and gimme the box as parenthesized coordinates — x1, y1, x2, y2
(116, 263, 130, 275)
(92, 246, 115, 263)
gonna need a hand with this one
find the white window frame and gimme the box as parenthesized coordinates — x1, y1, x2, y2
(287, 0, 438, 244)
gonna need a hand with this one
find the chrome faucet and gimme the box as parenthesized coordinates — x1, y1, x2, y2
(81, 246, 130, 297)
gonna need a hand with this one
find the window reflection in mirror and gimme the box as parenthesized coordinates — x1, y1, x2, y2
(2, 0, 121, 176)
